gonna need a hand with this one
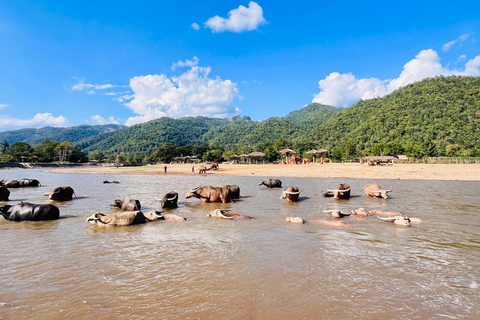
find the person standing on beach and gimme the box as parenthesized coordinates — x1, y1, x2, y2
(192, 166, 194, 173)
(164, 166, 167, 173)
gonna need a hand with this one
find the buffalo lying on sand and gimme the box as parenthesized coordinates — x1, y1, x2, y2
(0, 202, 60, 221)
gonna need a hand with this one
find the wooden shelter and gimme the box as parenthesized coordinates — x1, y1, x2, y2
(280, 148, 296, 164)
(248, 151, 266, 164)
(239, 154, 249, 164)
(362, 156, 397, 166)
(306, 149, 329, 163)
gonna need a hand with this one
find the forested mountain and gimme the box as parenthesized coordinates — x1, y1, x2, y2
(307, 76, 480, 158)
(78, 117, 229, 154)
(78, 103, 338, 154)
(0, 124, 125, 145)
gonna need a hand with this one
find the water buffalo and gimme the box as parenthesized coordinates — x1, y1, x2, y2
(45, 186, 76, 201)
(225, 185, 240, 199)
(86, 210, 162, 227)
(103, 180, 120, 184)
(0, 186, 9, 201)
(323, 209, 351, 218)
(0, 202, 60, 221)
(18, 179, 41, 187)
(209, 163, 219, 170)
(323, 183, 351, 199)
(185, 186, 234, 203)
(198, 166, 207, 174)
(290, 155, 302, 164)
(259, 179, 282, 188)
(377, 215, 411, 227)
(207, 209, 253, 220)
(280, 186, 302, 202)
(351, 208, 403, 216)
(0, 180, 20, 188)
(285, 216, 346, 227)
(285, 217, 305, 224)
(111, 197, 141, 211)
(156, 191, 178, 208)
(364, 183, 392, 199)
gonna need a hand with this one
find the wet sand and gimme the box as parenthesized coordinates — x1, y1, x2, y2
(50, 162, 480, 181)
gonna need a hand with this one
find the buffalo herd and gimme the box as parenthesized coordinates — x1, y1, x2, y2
(0, 175, 416, 228)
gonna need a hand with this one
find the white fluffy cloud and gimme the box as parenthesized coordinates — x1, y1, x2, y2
(204, 1, 267, 33)
(89, 115, 119, 125)
(124, 59, 240, 126)
(313, 49, 480, 107)
(0, 104, 8, 110)
(191, 23, 200, 31)
(171, 56, 199, 70)
(442, 34, 469, 52)
(0, 113, 68, 130)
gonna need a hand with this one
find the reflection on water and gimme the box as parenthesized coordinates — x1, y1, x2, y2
(1, 169, 479, 319)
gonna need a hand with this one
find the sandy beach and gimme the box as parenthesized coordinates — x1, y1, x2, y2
(49, 162, 480, 181)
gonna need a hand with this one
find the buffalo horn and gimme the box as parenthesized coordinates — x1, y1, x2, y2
(215, 209, 235, 219)
(167, 193, 178, 201)
(282, 188, 303, 195)
(189, 186, 202, 193)
(156, 195, 162, 201)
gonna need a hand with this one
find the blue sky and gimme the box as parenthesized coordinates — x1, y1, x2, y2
(1, 0, 479, 131)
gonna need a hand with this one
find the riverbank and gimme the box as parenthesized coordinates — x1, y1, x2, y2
(47, 162, 480, 181)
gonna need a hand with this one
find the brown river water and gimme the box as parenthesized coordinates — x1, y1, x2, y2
(0, 169, 479, 319)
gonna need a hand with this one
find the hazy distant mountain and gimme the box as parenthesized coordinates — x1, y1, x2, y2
(0, 124, 126, 145)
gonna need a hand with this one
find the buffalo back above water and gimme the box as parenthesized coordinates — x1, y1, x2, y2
(259, 179, 282, 188)
(0, 186, 9, 201)
(48, 186, 75, 201)
(0, 202, 60, 221)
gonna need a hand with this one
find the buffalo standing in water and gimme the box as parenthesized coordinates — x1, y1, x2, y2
(156, 191, 179, 208)
(185, 186, 235, 203)
(363, 183, 392, 199)
(18, 179, 41, 187)
(0, 180, 20, 188)
(0, 202, 60, 221)
(280, 186, 302, 202)
(110, 197, 141, 211)
(259, 179, 282, 188)
(323, 183, 351, 199)
(45, 186, 76, 201)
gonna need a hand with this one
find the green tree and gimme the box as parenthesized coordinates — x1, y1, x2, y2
(7, 142, 33, 161)
(34, 140, 59, 162)
(55, 141, 86, 162)
(88, 150, 104, 162)
(151, 144, 177, 163)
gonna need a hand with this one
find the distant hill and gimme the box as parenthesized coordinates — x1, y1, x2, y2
(78, 103, 340, 154)
(306, 76, 480, 157)
(0, 124, 126, 145)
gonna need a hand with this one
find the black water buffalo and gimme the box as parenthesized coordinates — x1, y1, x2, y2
(18, 178, 41, 187)
(0, 202, 60, 221)
(323, 183, 351, 199)
(259, 179, 282, 188)
(103, 180, 120, 184)
(0, 179, 20, 188)
(45, 186, 76, 201)
(156, 191, 178, 208)
(111, 197, 141, 211)
(185, 186, 233, 203)
(0, 186, 10, 201)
